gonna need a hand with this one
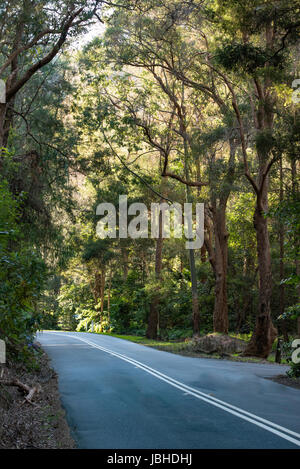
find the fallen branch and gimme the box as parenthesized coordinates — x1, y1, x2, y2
(0, 378, 41, 404)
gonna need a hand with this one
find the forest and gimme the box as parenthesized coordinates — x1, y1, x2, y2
(0, 0, 299, 374)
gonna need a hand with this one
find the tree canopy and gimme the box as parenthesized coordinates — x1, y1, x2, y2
(0, 0, 299, 368)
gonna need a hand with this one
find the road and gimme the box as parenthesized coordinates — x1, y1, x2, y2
(37, 331, 300, 449)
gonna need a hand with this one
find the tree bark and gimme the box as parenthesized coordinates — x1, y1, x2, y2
(291, 159, 300, 336)
(189, 247, 200, 336)
(0, 104, 7, 149)
(212, 205, 229, 333)
(221, 21, 279, 356)
(204, 137, 237, 334)
(278, 156, 288, 341)
(107, 268, 112, 328)
(244, 179, 277, 357)
(122, 247, 129, 281)
(93, 267, 106, 328)
(146, 205, 163, 339)
(183, 121, 200, 336)
(100, 268, 106, 315)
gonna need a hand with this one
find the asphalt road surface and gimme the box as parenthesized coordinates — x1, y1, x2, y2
(37, 331, 300, 449)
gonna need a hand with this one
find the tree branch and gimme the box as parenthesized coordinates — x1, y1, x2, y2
(6, 7, 85, 102)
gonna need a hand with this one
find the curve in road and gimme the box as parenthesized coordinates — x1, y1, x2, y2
(37, 331, 300, 449)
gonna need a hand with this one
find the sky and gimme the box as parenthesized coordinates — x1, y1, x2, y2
(72, 21, 106, 50)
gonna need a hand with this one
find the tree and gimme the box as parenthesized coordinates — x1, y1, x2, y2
(211, 0, 300, 356)
(0, 0, 103, 148)
(107, 0, 299, 356)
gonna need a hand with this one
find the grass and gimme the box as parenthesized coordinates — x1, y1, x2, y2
(99, 332, 184, 349)
(98, 332, 289, 364)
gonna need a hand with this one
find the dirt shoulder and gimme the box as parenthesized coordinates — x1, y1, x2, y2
(265, 375, 300, 390)
(0, 344, 75, 449)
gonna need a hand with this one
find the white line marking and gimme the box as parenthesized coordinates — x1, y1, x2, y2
(44, 332, 300, 447)
(43, 344, 88, 346)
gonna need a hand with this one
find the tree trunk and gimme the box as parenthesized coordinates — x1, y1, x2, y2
(100, 268, 106, 315)
(206, 138, 236, 334)
(93, 268, 106, 328)
(122, 248, 129, 281)
(244, 181, 277, 357)
(183, 132, 200, 336)
(0, 104, 7, 149)
(278, 156, 288, 341)
(200, 245, 206, 263)
(147, 296, 160, 340)
(189, 248, 200, 335)
(107, 268, 112, 328)
(0, 98, 15, 150)
(212, 205, 229, 333)
(244, 46, 277, 357)
(291, 159, 300, 337)
(296, 254, 300, 336)
(146, 199, 164, 339)
(236, 267, 258, 332)
(0, 15, 23, 151)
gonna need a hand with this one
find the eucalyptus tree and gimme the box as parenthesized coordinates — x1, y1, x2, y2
(72, 44, 186, 337)
(0, 0, 104, 149)
(107, 0, 299, 355)
(206, 0, 300, 356)
(101, 2, 245, 335)
(82, 238, 115, 322)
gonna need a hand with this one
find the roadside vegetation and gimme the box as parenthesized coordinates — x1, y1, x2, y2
(89, 331, 289, 365)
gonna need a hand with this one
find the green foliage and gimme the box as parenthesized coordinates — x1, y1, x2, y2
(281, 338, 300, 378)
(255, 130, 275, 156)
(271, 192, 300, 297)
(214, 42, 268, 73)
(0, 178, 47, 360)
(278, 304, 300, 322)
(167, 328, 193, 341)
(1, 0, 299, 366)
(287, 361, 300, 378)
(57, 282, 94, 331)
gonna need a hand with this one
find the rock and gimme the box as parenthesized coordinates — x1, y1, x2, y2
(190, 333, 247, 355)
